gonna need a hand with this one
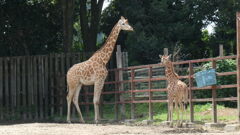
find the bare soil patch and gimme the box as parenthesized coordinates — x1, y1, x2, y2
(0, 123, 239, 135)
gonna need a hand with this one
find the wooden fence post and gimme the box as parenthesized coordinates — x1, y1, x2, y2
(116, 45, 126, 120)
(114, 69, 119, 120)
(212, 60, 217, 123)
(236, 11, 240, 123)
(219, 44, 224, 57)
(164, 48, 168, 56)
(130, 69, 135, 119)
(189, 62, 194, 122)
(148, 67, 153, 120)
(0, 58, 3, 120)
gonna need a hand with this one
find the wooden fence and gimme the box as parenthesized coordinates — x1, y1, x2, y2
(0, 52, 116, 121)
(0, 51, 238, 123)
(80, 55, 238, 123)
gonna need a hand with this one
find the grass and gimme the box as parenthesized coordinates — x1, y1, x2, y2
(77, 103, 237, 123)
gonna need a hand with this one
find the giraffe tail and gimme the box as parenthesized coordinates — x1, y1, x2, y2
(184, 87, 189, 104)
(66, 84, 69, 93)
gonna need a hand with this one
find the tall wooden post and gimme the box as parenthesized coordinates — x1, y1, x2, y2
(212, 60, 217, 123)
(116, 45, 126, 120)
(189, 62, 194, 122)
(164, 48, 168, 56)
(219, 44, 224, 57)
(236, 12, 240, 123)
(148, 67, 153, 120)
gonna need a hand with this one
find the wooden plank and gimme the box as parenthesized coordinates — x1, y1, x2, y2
(114, 55, 236, 72)
(0, 58, 3, 119)
(49, 54, 54, 116)
(60, 53, 65, 116)
(16, 58, 21, 119)
(33, 56, 38, 120)
(38, 56, 44, 119)
(116, 46, 125, 120)
(219, 44, 224, 56)
(27, 56, 33, 119)
(4, 58, 9, 118)
(44, 55, 49, 119)
(148, 67, 153, 120)
(54, 54, 61, 116)
(114, 70, 119, 120)
(236, 11, 240, 123)
(212, 60, 217, 123)
(10, 58, 17, 117)
(22, 57, 27, 120)
(130, 69, 135, 119)
(188, 62, 194, 122)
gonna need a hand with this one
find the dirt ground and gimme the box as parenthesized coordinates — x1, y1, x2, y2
(0, 123, 239, 135)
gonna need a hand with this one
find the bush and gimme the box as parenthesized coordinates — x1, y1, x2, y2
(194, 59, 237, 107)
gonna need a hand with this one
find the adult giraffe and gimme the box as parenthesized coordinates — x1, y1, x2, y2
(159, 54, 189, 127)
(66, 16, 133, 124)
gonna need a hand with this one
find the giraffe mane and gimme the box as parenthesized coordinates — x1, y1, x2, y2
(91, 23, 118, 56)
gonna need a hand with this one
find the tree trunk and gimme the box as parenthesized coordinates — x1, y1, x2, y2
(79, 0, 104, 52)
(62, 0, 74, 53)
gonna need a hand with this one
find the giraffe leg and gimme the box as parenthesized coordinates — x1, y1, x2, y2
(169, 102, 174, 128)
(73, 84, 85, 123)
(180, 102, 184, 126)
(177, 102, 184, 128)
(93, 80, 104, 124)
(66, 88, 75, 123)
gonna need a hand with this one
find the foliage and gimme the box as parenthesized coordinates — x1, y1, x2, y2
(101, 0, 240, 65)
(77, 0, 105, 52)
(0, 0, 63, 56)
(194, 59, 237, 107)
(101, 0, 217, 65)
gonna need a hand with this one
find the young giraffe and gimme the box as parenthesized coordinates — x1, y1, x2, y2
(66, 16, 133, 124)
(159, 54, 188, 127)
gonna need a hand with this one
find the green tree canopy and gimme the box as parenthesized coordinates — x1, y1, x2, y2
(101, 0, 240, 65)
(0, 0, 63, 56)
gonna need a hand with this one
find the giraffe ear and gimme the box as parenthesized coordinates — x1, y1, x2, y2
(159, 55, 162, 58)
(168, 54, 172, 59)
(121, 16, 125, 20)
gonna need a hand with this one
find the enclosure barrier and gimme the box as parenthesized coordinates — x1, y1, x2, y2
(80, 55, 238, 123)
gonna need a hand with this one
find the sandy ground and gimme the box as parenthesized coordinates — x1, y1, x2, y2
(0, 123, 239, 135)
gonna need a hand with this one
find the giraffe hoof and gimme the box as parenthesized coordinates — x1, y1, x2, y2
(80, 120, 85, 123)
(176, 122, 183, 128)
(67, 120, 72, 124)
(95, 120, 100, 125)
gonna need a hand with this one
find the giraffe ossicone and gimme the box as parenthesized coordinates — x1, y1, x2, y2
(66, 16, 133, 124)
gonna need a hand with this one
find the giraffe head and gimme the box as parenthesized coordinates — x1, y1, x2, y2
(117, 16, 134, 31)
(159, 54, 172, 66)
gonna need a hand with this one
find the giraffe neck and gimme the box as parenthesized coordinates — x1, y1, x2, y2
(89, 23, 121, 65)
(165, 62, 178, 82)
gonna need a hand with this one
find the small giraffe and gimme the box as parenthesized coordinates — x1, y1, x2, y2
(66, 16, 133, 124)
(159, 54, 188, 127)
